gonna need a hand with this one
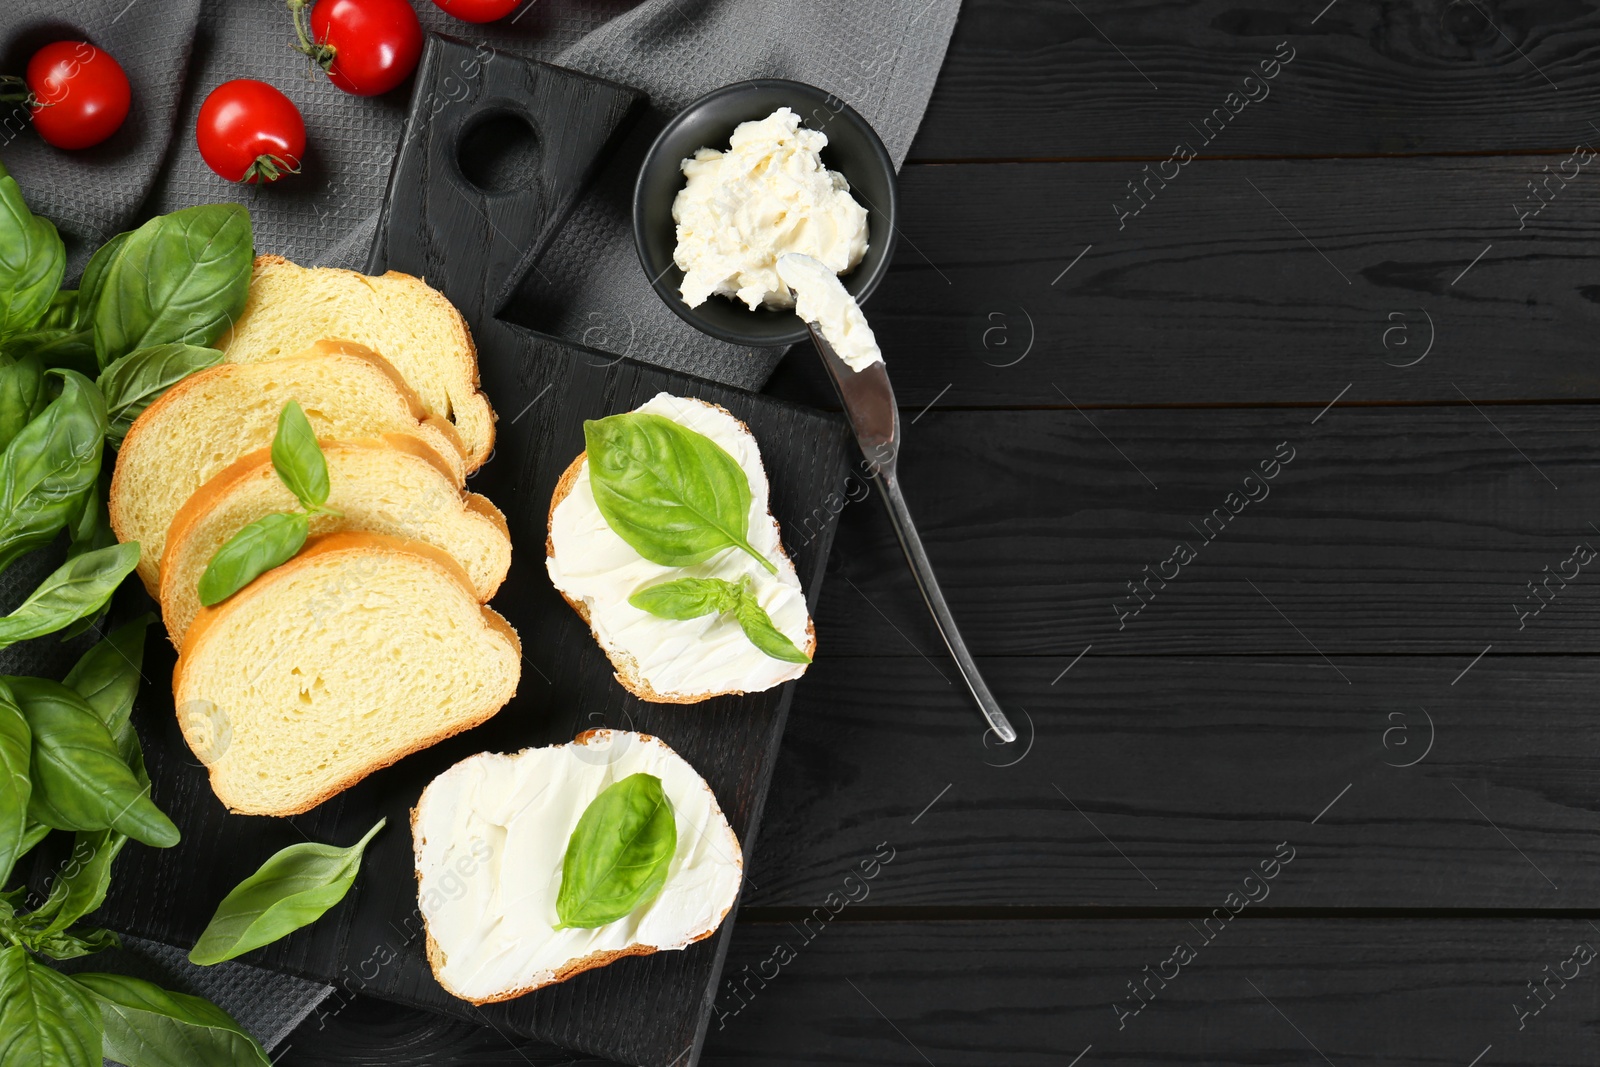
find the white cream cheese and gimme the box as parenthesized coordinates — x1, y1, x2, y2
(413, 730, 743, 1003)
(672, 106, 869, 311)
(776, 252, 883, 371)
(547, 393, 812, 699)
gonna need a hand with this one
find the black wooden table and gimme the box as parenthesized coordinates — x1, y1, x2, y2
(283, 3, 1600, 1063)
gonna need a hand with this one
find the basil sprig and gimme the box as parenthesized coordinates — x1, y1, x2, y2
(584, 412, 777, 575)
(555, 773, 677, 930)
(0, 369, 107, 573)
(189, 818, 386, 966)
(198, 400, 337, 607)
(629, 575, 812, 664)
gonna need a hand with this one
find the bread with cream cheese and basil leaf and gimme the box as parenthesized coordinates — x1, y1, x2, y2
(411, 729, 741, 1004)
(545, 393, 814, 703)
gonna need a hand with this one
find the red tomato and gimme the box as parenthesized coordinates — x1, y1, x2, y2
(295, 0, 423, 97)
(431, 0, 522, 22)
(196, 80, 306, 184)
(25, 41, 131, 150)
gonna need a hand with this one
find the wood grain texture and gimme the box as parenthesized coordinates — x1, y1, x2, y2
(745, 655, 1600, 909)
(909, 0, 1600, 161)
(766, 155, 1600, 409)
(94, 39, 851, 1067)
(798, 404, 1600, 656)
(278, 920, 1600, 1067)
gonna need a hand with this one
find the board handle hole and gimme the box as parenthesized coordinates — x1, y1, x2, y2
(456, 110, 541, 194)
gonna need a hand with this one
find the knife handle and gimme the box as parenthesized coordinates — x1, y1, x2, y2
(876, 465, 1017, 744)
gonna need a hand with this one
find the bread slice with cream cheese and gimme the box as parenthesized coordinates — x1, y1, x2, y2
(109, 340, 466, 592)
(160, 435, 511, 646)
(220, 255, 495, 470)
(174, 532, 520, 817)
(411, 729, 742, 1004)
(545, 393, 814, 703)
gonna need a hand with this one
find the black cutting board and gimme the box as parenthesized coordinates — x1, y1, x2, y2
(95, 37, 851, 1067)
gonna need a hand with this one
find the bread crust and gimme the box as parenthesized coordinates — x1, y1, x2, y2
(175, 532, 521, 817)
(411, 729, 740, 1005)
(544, 401, 817, 704)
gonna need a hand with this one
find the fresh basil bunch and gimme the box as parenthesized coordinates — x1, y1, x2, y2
(555, 774, 676, 930)
(0, 619, 273, 1067)
(629, 575, 811, 664)
(199, 400, 340, 606)
(0, 165, 274, 1065)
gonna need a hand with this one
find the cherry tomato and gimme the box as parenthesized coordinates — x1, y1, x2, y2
(196, 80, 306, 184)
(431, 0, 522, 22)
(25, 41, 130, 150)
(293, 0, 423, 97)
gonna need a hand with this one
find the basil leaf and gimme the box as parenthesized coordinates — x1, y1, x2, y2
(0, 945, 102, 1067)
(0, 695, 28, 886)
(75, 972, 272, 1067)
(583, 412, 776, 575)
(12, 677, 178, 848)
(554, 773, 676, 930)
(0, 355, 44, 454)
(26, 828, 128, 940)
(92, 203, 252, 369)
(37, 292, 76, 331)
(0, 328, 97, 376)
(98, 344, 223, 444)
(0, 542, 140, 650)
(731, 592, 812, 664)
(64, 613, 151, 757)
(189, 818, 385, 966)
(629, 575, 811, 664)
(0, 164, 66, 338)
(74, 231, 129, 331)
(197, 511, 308, 608)
(28, 925, 119, 961)
(270, 400, 329, 509)
(0, 369, 107, 573)
(14, 821, 51, 863)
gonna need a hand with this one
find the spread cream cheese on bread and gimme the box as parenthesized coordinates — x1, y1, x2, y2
(411, 730, 742, 1004)
(546, 394, 813, 701)
(776, 252, 883, 370)
(673, 107, 869, 311)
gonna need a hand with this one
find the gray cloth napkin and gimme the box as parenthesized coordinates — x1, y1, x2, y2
(0, 0, 959, 1055)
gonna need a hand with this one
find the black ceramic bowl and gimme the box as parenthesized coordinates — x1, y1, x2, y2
(633, 79, 899, 348)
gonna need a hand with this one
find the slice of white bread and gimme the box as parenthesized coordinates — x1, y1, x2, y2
(545, 393, 814, 704)
(110, 340, 467, 592)
(160, 435, 512, 647)
(174, 532, 521, 817)
(411, 729, 742, 1004)
(220, 255, 495, 470)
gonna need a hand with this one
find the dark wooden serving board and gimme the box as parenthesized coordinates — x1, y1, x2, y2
(95, 37, 851, 1067)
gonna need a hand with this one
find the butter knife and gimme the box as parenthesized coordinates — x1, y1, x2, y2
(803, 322, 1016, 743)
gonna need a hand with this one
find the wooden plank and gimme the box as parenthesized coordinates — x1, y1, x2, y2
(745, 655, 1600, 909)
(764, 156, 1600, 408)
(910, 0, 1600, 161)
(277, 920, 1600, 1066)
(798, 405, 1600, 656)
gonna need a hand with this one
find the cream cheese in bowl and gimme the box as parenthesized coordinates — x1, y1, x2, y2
(671, 107, 884, 369)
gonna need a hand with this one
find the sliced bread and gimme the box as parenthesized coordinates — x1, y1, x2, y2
(174, 532, 521, 817)
(160, 435, 511, 646)
(545, 393, 814, 704)
(220, 255, 495, 470)
(411, 729, 742, 1004)
(109, 340, 466, 591)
